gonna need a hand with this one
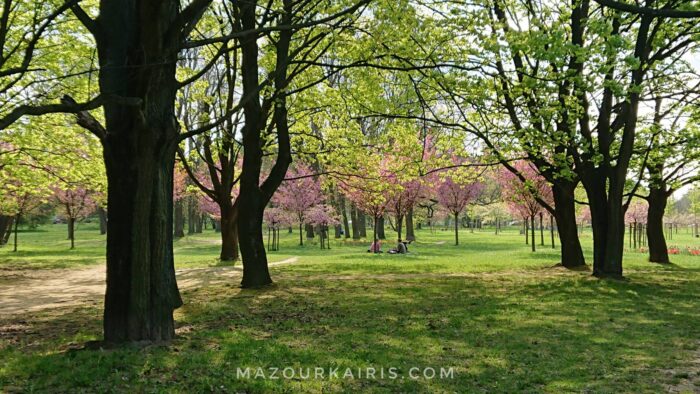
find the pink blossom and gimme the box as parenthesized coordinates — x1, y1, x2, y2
(306, 204, 340, 227)
(498, 161, 552, 219)
(625, 200, 648, 224)
(435, 175, 484, 216)
(273, 163, 324, 225)
(52, 187, 97, 220)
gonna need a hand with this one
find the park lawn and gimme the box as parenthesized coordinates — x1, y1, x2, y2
(1, 225, 700, 392)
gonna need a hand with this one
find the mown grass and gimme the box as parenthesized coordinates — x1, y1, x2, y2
(1, 224, 700, 392)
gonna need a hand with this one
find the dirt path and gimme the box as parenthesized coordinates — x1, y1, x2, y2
(0, 257, 298, 316)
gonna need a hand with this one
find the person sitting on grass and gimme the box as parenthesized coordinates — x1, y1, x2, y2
(389, 239, 408, 254)
(368, 240, 382, 253)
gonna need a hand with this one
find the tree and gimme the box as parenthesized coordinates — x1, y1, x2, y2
(421, 0, 700, 276)
(264, 207, 292, 251)
(633, 94, 700, 263)
(307, 204, 340, 249)
(387, 177, 422, 242)
(626, 200, 648, 250)
(53, 186, 97, 249)
(274, 164, 324, 246)
(55, 0, 215, 343)
(434, 166, 484, 246)
(499, 161, 553, 252)
(341, 156, 393, 252)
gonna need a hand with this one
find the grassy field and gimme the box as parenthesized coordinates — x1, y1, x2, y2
(1, 223, 700, 392)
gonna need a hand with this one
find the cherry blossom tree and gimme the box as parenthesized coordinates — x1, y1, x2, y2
(499, 161, 553, 252)
(53, 187, 97, 249)
(264, 207, 293, 251)
(307, 204, 340, 249)
(386, 177, 423, 242)
(626, 200, 649, 250)
(435, 172, 484, 246)
(273, 164, 324, 246)
(340, 157, 395, 252)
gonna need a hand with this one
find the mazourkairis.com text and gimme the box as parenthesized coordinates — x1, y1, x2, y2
(235, 367, 455, 380)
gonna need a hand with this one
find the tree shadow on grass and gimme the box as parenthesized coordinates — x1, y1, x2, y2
(2, 270, 699, 392)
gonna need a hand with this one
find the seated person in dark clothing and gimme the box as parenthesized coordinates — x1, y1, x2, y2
(389, 239, 408, 254)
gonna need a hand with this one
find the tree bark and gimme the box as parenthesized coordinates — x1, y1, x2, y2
(92, 1, 190, 343)
(237, 0, 293, 288)
(646, 186, 670, 263)
(0, 215, 12, 245)
(2, 216, 12, 245)
(376, 216, 386, 240)
(98, 207, 108, 235)
(13, 213, 19, 252)
(358, 210, 367, 238)
(539, 212, 544, 246)
(187, 196, 197, 235)
(550, 215, 555, 249)
(340, 195, 350, 238)
(454, 212, 459, 246)
(219, 203, 239, 261)
(585, 175, 625, 278)
(195, 214, 203, 233)
(350, 204, 360, 239)
(68, 217, 76, 249)
(173, 200, 185, 238)
(305, 223, 315, 239)
(530, 215, 536, 252)
(406, 207, 415, 241)
(551, 182, 586, 267)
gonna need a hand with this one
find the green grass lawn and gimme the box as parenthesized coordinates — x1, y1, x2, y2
(1, 224, 700, 392)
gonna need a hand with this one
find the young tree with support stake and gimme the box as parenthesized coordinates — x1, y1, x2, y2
(499, 161, 553, 253)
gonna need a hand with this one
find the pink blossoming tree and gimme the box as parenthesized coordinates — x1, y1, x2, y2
(273, 164, 324, 246)
(499, 161, 553, 252)
(435, 172, 484, 246)
(53, 186, 97, 249)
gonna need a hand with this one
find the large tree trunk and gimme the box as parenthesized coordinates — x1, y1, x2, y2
(585, 175, 625, 278)
(646, 187, 669, 264)
(551, 182, 586, 267)
(237, 0, 292, 288)
(0, 215, 13, 245)
(406, 208, 415, 241)
(103, 146, 181, 343)
(96, 1, 184, 343)
(350, 204, 360, 239)
(195, 215, 203, 233)
(98, 207, 108, 235)
(376, 216, 386, 240)
(305, 223, 315, 239)
(219, 203, 239, 261)
(340, 195, 350, 238)
(187, 196, 196, 235)
(358, 210, 367, 238)
(173, 200, 185, 238)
